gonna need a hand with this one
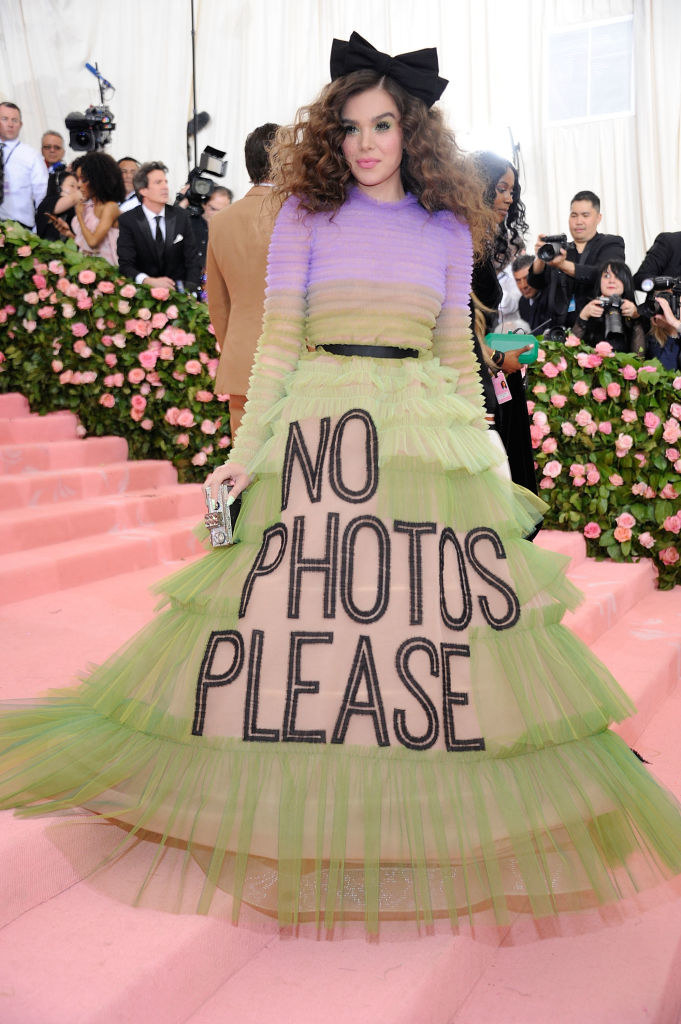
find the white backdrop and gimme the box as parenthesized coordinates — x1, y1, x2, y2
(1, 0, 680, 269)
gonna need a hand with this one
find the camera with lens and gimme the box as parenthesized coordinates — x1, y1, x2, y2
(640, 276, 681, 320)
(537, 234, 568, 262)
(181, 146, 228, 215)
(598, 295, 624, 338)
(64, 105, 115, 152)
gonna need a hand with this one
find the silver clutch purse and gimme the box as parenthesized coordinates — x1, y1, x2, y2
(204, 483, 234, 547)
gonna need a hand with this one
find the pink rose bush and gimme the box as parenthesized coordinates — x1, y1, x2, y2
(0, 224, 230, 484)
(528, 329, 681, 587)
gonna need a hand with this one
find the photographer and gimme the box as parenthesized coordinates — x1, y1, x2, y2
(633, 231, 681, 290)
(529, 190, 625, 327)
(571, 260, 645, 355)
(644, 286, 681, 370)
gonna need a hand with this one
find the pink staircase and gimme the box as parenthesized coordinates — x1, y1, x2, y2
(1, 393, 681, 1023)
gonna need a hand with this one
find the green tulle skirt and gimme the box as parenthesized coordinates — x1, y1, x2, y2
(1, 352, 681, 935)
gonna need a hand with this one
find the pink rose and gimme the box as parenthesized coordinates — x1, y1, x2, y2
(606, 382, 621, 399)
(638, 532, 655, 549)
(542, 362, 559, 378)
(112, 333, 126, 349)
(586, 354, 603, 369)
(77, 296, 93, 310)
(550, 393, 567, 408)
(573, 476, 586, 487)
(592, 387, 607, 403)
(621, 409, 637, 423)
(529, 424, 543, 448)
(37, 305, 56, 319)
(666, 448, 680, 462)
(150, 287, 170, 300)
(644, 411, 661, 434)
(17, 245, 32, 257)
(200, 419, 217, 435)
(561, 422, 577, 437)
(138, 349, 158, 370)
(674, 377, 681, 390)
(565, 336, 580, 347)
(98, 280, 115, 294)
(526, 400, 535, 415)
(104, 373, 124, 387)
(165, 304, 179, 319)
(659, 547, 679, 566)
(146, 372, 161, 386)
(165, 407, 180, 426)
(569, 463, 585, 477)
(573, 380, 589, 397)
(137, 307, 152, 321)
(613, 526, 632, 543)
(159, 346, 174, 360)
(575, 409, 592, 427)
(128, 367, 146, 384)
(541, 437, 558, 454)
(130, 407, 144, 422)
(79, 345, 93, 358)
(131, 394, 147, 412)
(663, 418, 681, 444)
(663, 515, 681, 534)
(217, 435, 231, 448)
(617, 512, 636, 529)
(151, 312, 168, 330)
(104, 353, 117, 367)
(609, 474, 624, 487)
(544, 460, 562, 479)
(141, 418, 153, 431)
(631, 483, 646, 496)
(185, 359, 202, 375)
(621, 364, 637, 381)
(586, 469, 600, 485)
(595, 341, 613, 356)
(196, 390, 214, 402)
(59, 370, 73, 384)
(99, 393, 115, 408)
(120, 284, 137, 299)
(532, 410, 548, 426)
(576, 352, 591, 369)
(177, 409, 195, 428)
(174, 433, 189, 447)
(206, 358, 219, 379)
(48, 260, 64, 275)
(173, 372, 186, 382)
(615, 433, 633, 455)
(118, 300, 131, 315)
(630, 385, 640, 399)
(22, 318, 37, 333)
(51, 359, 63, 372)
(24, 291, 39, 305)
(669, 402, 681, 420)
(660, 484, 679, 500)
(31, 273, 46, 289)
(532, 383, 547, 394)
(583, 522, 601, 539)
(191, 451, 208, 466)
(70, 322, 89, 337)
(78, 269, 96, 285)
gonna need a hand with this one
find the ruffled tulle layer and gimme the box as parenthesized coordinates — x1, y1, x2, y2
(1, 352, 680, 935)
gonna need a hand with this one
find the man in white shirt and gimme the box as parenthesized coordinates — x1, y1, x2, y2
(0, 102, 48, 229)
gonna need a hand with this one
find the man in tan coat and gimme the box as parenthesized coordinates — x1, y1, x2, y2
(206, 123, 281, 440)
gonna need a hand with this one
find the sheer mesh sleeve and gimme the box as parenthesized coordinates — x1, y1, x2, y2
(228, 197, 311, 471)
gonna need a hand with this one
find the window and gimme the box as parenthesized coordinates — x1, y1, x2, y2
(547, 17, 634, 125)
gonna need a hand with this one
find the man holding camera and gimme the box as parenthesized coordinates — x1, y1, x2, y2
(633, 232, 681, 289)
(117, 161, 201, 293)
(528, 190, 625, 328)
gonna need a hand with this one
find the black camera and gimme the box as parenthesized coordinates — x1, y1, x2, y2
(598, 295, 624, 338)
(543, 326, 567, 344)
(183, 146, 228, 211)
(537, 234, 568, 262)
(640, 276, 681, 319)
(64, 105, 115, 152)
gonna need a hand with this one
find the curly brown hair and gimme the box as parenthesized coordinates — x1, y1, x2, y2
(270, 69, 496, 257)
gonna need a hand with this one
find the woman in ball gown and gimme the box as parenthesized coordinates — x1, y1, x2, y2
(1, 33, 681, 936)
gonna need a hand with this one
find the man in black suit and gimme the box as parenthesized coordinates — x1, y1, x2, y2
(117, 161, 201, 293)
(512, 254, 558, 331)
(528, 190, 625, 327)
(633, 231, 681, 289)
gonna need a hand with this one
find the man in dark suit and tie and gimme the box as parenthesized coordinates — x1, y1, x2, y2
(117, 161, 201, 293)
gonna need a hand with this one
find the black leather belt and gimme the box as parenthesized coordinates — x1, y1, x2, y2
(318, 344, 419, 359)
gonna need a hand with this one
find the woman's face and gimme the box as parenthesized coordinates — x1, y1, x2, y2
(76, 168, 91, 200)
(340, 86, 404, 203)
(600, 266, 624, 297)
(60, 174, 79, 204)
(492, 167, 515, 223)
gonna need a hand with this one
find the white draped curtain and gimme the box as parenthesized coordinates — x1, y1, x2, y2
(1, 0, 680, 268)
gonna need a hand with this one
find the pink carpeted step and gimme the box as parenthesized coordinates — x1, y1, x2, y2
(599, 589, 681, 746)
(0, 435, 128, 475)
(0, 393, 30, 418)
(0, 515, 204, 603)
(563, 557, 657, 645)
(534, 528, 587, 567)
(0, 484, 204, 553)
(0, 459, 178, 509)
(0, 410, 79, 444)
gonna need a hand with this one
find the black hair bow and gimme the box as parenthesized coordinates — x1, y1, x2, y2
(330, 31, 448, 108)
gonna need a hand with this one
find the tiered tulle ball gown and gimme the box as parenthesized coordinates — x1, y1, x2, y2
(2, 188, 681, 934)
